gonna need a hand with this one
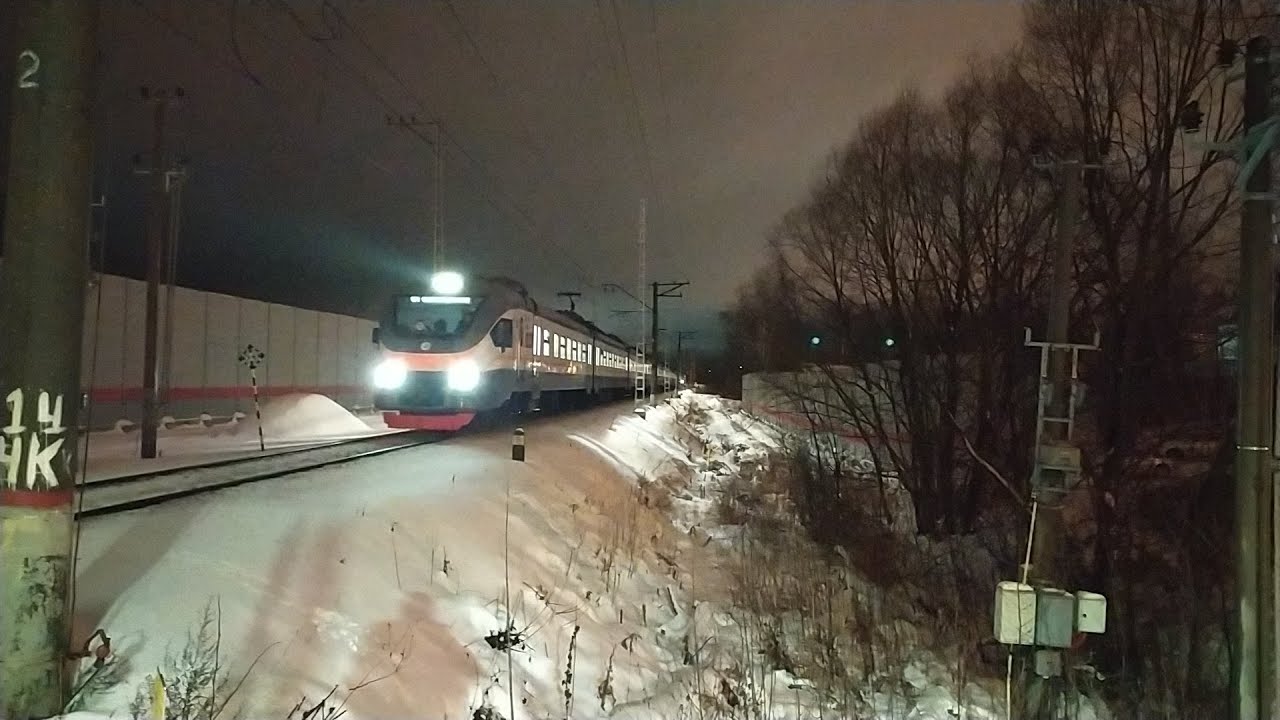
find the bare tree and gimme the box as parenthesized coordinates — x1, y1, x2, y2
(723, 0, 1262, 714)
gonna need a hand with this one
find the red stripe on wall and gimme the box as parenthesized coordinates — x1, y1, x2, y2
(88, 384, 368, 403)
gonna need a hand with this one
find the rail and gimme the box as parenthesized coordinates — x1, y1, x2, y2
(77, 432, 440, 518)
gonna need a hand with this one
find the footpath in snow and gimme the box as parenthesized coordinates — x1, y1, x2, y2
(61, 392, 1107, 720)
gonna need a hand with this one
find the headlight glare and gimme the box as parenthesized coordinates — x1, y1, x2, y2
(447, 360, 481, 392)
(373, 359, 408, 389)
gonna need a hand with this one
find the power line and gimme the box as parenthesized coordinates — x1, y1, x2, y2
(278, 1, 596, 284)
(599, 0, 658, 194)
(437, 0, 552, 169)
(650, 0, 674, 141)
(130, 0, 396, 182)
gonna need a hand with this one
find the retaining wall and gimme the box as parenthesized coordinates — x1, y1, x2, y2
(79, 273, 380, 429)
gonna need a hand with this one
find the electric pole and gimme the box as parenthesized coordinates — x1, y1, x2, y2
(160, 162, 188, 409)
(674, 330, 697, 384)
(0, 2, 99, 717)
(1019, 153, 1100, 718)
(1234, 35, 1275, 720)
(136, 85, 183, 460)
(651, 282, 688, 403)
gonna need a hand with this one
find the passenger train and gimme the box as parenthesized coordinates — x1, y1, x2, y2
(370, 271, 677, 430)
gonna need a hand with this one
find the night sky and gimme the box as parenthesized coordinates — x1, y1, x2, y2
(0, 1, 1023, 348)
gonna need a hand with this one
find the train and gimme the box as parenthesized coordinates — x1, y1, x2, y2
(370, 271, 678, 430)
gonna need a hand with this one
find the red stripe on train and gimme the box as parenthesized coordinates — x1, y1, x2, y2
(87, 385, 368, 403)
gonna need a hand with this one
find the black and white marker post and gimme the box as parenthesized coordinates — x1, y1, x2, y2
(238, 344, 266, 452)
(512, 428, 526, 462)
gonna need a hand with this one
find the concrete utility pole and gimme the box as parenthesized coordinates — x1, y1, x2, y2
(650, 282, 688, 403)
(0, 1, 99, 717)
(1030, 159, 1084, 586)
(1234, 35, 1275, 720)
(1020, 153, 1100, 719)
(160, 164, 187, 408)
(137, 85, 183, 460)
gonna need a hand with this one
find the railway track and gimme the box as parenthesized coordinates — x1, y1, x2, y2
(77, 432, 441, 518)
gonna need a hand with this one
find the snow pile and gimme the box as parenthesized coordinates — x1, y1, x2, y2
(249, 393, 376, 438)
(81, 396, 391, 482)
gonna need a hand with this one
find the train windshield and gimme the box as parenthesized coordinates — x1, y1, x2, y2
(392, 295, 483, 337)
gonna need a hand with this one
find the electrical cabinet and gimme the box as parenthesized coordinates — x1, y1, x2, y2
(1034, 588, 1076, 648)
(994, 581, 1036, 645)
(1074, 590, 1107, 634)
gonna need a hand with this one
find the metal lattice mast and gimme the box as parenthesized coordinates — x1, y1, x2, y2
(635, 200, 647, 409)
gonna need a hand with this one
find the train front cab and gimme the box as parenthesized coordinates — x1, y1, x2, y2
(371, 285, 522, 431)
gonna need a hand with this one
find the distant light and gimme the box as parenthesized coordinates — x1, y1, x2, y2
(884, 337, 896, 347)
(420, 295, 472, 305)
(431, 271, 465, 295)
(410, 295, 422, 303)
(809, 336, 821, 346)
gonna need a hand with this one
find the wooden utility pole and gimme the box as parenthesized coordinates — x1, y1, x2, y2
(137, 85, 182, 459)
(0, 1, 99, 717)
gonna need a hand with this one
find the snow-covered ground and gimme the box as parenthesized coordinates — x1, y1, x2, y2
(59, 392, 1106, 719)
(81, 394, 395, 483)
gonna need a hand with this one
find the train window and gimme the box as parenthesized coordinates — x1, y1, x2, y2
(490, 318, 514, 349)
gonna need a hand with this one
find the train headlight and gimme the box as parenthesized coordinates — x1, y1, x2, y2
(431, 271, 465, 295)
(372, 358, 408, 390)
(447, 359, 481, 392)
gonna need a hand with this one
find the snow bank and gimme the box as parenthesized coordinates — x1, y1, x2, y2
(250, 393, 375, 438)
(66, 393, 1106, 719)
(593, 392, 1111, 720)
(70, 404, 709, 719)
(81, 394, 392, 482)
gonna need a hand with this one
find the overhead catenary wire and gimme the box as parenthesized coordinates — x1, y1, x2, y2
(130, 0, 399, 183)
(597, 0, 658, 195)
(273, 0, 597, 287)
(135, 0, 593, 290)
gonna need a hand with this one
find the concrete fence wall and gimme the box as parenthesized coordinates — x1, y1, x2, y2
(78, 273, 380, 429)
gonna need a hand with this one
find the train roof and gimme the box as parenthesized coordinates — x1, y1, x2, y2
(553, 308, 631, 350)
(472, 275, 633, 351)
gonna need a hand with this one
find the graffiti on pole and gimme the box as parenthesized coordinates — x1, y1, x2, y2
(1, 389, 69, 489)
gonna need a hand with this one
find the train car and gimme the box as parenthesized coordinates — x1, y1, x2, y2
(369, 271, 677, 431)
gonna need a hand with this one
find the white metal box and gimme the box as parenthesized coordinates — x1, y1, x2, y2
(1074, 590, 1107, 634)
(1035, 588, 1076, 648)
(994, 581, 1037, 645)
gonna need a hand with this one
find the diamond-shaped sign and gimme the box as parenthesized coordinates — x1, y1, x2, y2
(238, 344, 266, 370)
